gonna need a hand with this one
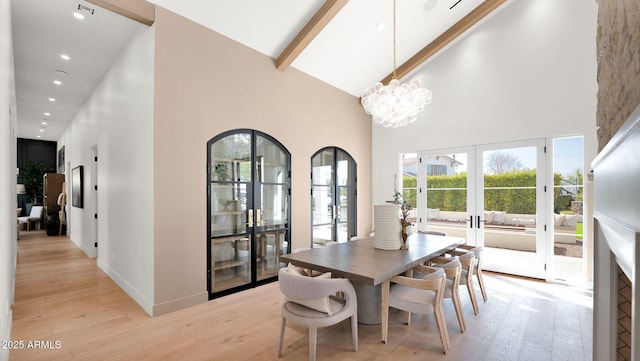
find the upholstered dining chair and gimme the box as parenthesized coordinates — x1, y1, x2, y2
(456, 244, 488, 302)
(428, 257, 466, 333)
(382, 265, 449, 354)
(278, 267, 358, 361)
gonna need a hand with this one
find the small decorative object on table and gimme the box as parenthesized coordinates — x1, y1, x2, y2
(400, 202, 411, 250)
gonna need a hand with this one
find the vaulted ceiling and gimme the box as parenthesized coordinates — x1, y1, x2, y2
(11, 0, 510, 141)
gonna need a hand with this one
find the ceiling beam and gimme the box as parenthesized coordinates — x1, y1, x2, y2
(85, 0, 155, 26)
(276, 0, 349, 71)
(380, 0, 507, 85)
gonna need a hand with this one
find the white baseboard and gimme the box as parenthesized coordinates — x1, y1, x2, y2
(152, 291, 208, 317)
(70, 236, 96, 259)
(97, 259, 153, 316)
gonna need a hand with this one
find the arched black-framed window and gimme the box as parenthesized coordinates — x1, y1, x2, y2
(311, 147, 357, 246)
(207, 129, 291, 299)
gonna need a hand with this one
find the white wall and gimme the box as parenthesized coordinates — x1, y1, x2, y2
(57, 25, 155, 315)
(372, 0, 598, 279)
(373, 0, 598, 203)
(0, 0, 17, 359)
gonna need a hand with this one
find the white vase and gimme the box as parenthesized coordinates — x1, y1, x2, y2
(373, 204, 402, 250)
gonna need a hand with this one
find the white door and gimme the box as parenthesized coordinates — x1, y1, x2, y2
(411, 147, 475, 242)
(476, 140, 547, 278)
(411, 139, 548, 279)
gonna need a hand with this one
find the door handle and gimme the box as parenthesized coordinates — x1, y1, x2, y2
(256, 208, 262, 226)
(477, 215, 485, 228)
(469, 215, 473, 228)
(332, 206, 338, 220)
(247, 209, 254, 227)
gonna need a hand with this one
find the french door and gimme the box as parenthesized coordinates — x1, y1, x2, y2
(476, 140, 547, 278)
(413, 139, 547, 279)
(311, 147, 357, 246)
(207, 129, 291, 298)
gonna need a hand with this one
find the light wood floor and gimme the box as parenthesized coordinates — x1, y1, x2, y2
(10, 231, 593, 361)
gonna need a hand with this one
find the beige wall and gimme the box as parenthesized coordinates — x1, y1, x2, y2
(152, 7, 372, 314)
(596, 0, 640, 150)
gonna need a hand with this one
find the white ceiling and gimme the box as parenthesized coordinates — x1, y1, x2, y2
(11, 0, 500, 142)
(11, 0, 140, 142)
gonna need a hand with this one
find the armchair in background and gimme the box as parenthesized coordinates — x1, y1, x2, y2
(17, 205, 43, 231)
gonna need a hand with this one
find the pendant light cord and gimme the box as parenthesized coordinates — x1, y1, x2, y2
(393, 0, 397, 80)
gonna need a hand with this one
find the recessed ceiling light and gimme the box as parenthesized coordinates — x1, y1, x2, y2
(376, 23, 386, 32)
(73, 12, 85, 20)
(41, 121, 48, 125)
(37, 135, 42, 139)
(60, 54, 70, 60)
(43, 112, 50, 116)
(39, 129, 44, 133)
(53, 80, 62, 85)
(48, 97, 56, 102)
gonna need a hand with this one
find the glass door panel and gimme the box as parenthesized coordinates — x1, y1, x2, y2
(311, 148, 356, 246)
(551, 136, 584, 284)
(419, 151, 471, 240)
(312, 149, 335, 246)
(259, 184, 287, 229)
(209, 132, 253, 294)
(336, 149, 356, 242)
(208, 130, 290, 297)
(211, 183, 247, 237)
(255, 135, 289, 281)
(479, 141, 546, 278)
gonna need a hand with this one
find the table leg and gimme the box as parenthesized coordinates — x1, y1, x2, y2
(381, 280, 390, 343)
(351, 281, 381, 325)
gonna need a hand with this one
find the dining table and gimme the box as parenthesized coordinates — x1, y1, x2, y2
(279, 233, 465, 327)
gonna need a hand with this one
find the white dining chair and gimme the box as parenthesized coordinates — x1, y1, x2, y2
(428, 257, 466, 332)
(456, 244, 488, 302)
(382, 265, 449, 354)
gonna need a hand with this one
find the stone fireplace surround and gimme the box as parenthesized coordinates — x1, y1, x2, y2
(593, 104, 640, 361)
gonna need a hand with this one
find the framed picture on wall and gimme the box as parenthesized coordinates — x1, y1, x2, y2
(57, 146, 65, 173)
(72, 165, 84, 208)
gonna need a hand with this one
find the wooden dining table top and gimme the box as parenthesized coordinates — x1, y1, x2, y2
(279, 233, 465, 285)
